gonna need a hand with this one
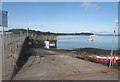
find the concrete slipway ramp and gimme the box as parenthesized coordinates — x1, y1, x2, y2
(12, 48, 118, 80)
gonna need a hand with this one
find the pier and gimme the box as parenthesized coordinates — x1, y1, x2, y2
(1, 33, 58, 80)
(32, 35, 57, 49)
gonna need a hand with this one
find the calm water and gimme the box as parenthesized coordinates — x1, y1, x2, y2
(57, 35, 118, 50)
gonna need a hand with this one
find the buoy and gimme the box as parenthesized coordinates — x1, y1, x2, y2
(113, 54, 116, 64)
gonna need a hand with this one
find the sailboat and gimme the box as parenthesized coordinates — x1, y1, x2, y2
(88, 35, 95, 41)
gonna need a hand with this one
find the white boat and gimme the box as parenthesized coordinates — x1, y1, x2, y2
(88, 35, 94, 41)
(88, 38, 93, 41)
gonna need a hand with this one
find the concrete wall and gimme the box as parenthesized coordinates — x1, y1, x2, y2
(1, 34, 27, 80)
(10, 37, 32, 80)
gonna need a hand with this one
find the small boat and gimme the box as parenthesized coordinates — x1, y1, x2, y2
(116, 59, 120, 64)
(88, 55, 109, 64)
(88, 38, 93, 41)
(88, 35, 94, 41)
(88, 55, 119, 65)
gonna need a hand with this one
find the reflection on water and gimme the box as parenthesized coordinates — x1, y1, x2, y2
(57, 35, 118, 50)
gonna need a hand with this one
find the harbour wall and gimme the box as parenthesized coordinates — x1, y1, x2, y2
(0, 34, 30, 80)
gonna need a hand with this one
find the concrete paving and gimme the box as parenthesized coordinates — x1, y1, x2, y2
(12, 49, 118, 80)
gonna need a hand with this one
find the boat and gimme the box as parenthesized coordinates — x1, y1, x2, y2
(88, 55, 119, 65)
(116, 59, 120, 64)
(88, 35, 94, 41)
(88, 38, 93, 41)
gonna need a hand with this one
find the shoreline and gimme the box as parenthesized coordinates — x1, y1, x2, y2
(47, 48, 120, 68)
(49, 48, 119, 56)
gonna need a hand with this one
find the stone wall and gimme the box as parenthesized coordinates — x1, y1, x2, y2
(1, 35, 28, 80)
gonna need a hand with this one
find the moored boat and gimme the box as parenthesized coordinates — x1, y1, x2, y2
(88, 55, 119, 65)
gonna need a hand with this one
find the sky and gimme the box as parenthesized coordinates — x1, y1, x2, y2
(2, 2, 118, 33)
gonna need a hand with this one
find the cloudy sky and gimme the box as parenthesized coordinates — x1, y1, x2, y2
(2, 2, 118, 33)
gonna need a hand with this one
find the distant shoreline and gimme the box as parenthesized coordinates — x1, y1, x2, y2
(6, 29, 94, 36)
(5, 28, 120, 36)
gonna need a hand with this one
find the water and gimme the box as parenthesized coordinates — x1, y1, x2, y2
(57, 35, 118, 50)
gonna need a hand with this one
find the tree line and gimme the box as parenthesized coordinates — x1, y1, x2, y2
(6, 29, 94, 36)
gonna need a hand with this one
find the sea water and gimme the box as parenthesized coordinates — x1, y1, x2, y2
(57, 35, 118, 50)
